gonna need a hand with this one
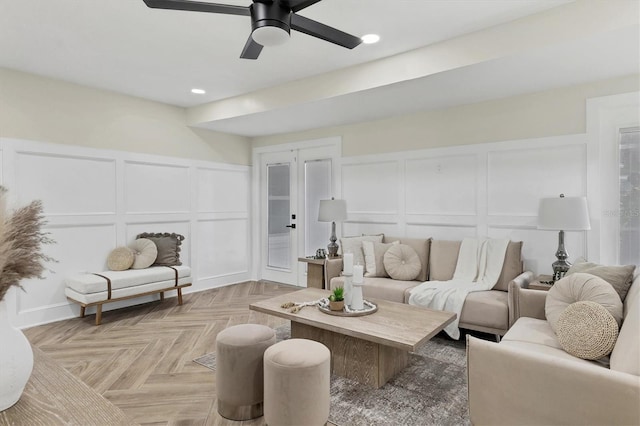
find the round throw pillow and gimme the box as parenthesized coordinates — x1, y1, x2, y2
(556, 301, 619, 360)
(545, 273, 623, 333)
(128, 238, 158, 269)
(107, 247, 134, 271)
(383, 244, 421, 281)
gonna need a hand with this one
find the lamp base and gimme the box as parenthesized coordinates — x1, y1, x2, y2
(327, 221, 339, 258)
(552, 230, 571, 282)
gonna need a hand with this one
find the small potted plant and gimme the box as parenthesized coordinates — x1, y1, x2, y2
(328, 286, 345, 311)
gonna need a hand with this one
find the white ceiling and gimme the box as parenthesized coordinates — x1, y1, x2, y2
(1, 0, 638, 137)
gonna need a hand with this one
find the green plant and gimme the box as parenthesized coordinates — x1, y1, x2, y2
(329, 286, 344, 302)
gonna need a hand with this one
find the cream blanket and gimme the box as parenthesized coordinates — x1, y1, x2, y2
(408, 238, 509, 339)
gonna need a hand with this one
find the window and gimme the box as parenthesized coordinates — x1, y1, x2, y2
(619, 127, 640, 265)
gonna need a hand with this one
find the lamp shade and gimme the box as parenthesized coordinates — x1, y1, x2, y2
(318, 199, 347, 222)
(537, 196, 591, 231)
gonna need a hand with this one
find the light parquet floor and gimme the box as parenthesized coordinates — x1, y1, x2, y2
(24, 281, 300, 426)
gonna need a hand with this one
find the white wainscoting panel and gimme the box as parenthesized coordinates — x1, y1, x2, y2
(341, 134, 589, 277)
(406, 155, 477, 215)
(124, 161, 190, 214)
(487, 144, 586, 216)
(197, 219, 249, 280)
(17, 223, 116, 320)
(0, 138, 250, 328)
(342, 161, 398, 214)
(15, 152, 116, 215)
(405, 224, 477, 241)
(197, 168, 248, 213)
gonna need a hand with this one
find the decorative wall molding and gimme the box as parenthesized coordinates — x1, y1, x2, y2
(0, 138, 251, 328)
(340, 134, 589, 275)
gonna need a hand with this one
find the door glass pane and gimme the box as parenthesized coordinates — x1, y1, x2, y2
(619, 127, 640, 265)
(267, 163, 290, 269)
(305, 159, 332, 257)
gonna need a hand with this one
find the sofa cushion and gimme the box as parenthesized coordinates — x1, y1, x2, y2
(566, 259, 636, 302)
(556, 301, 619, 360)
(502, 317, 563, 349)
(499, 339, 600, 367)
(610, 274, 640, 375)
(460, 290, 509, 331)
(546, 273, 623, 333)
(429, 240, 461, 281)
(339, 235, 384, 267)
(384, 244, 421, 281)
(363, 240, 399, 278)
(493, 241, 523, 291)
(329, 276, 417, 304)
(385, 236, 431, 282)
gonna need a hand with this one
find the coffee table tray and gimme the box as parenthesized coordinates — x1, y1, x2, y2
(317, 300, 378, 317)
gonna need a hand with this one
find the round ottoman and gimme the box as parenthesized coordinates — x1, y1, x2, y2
(216, 324, 276, 420)
(264, 338, 330, 426)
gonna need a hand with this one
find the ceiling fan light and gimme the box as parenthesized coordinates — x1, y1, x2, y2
(252, 25, 290, 46)
(361, 34, 380, 44)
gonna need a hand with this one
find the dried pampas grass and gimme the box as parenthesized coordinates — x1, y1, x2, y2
(0, 186, 54, 301)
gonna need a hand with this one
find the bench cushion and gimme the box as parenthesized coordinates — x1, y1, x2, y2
(66, 265, 191, 294)
(65, 276, 191, 304)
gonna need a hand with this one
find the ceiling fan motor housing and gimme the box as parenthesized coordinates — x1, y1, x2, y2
(250, 1, 291, 37)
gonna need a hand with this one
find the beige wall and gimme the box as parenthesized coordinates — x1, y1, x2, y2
(251, 74, 640, 157)
(0, 68, 251, 165)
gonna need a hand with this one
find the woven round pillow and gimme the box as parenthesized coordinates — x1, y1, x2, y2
(556, 300, 619, 360)
(128, 238, 158, 269)
(107, 247, 134, 271)
(545, 273, 623, 333)
(383, 244, 422, 281)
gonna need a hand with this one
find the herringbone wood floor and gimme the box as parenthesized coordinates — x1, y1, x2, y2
(24, 281, 300, 426)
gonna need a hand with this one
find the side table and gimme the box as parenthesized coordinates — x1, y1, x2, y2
(528, 274, 553, 291)
(298, 257, 327, 289)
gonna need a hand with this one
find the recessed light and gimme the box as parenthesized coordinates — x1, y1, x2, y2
(191, 88, 206, 94)
(361, 34, 380, 44)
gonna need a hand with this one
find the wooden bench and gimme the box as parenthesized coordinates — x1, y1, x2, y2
(65, 265, 191, 325)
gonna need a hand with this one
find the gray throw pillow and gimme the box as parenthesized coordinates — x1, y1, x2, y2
(566, 259, 636, 301)
(136, 232, 185, 266)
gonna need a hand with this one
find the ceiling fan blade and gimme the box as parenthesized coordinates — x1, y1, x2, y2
(290, 13, 362, 49)
(143, 0, 250, 16)
(281, 0, 323, 13)
(240, 35, 263, 59)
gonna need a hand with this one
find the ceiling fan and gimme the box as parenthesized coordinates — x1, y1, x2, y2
(142, 0, 363, 59)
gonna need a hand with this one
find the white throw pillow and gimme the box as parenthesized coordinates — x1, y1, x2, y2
(545, 273, 623, 333)
(128, 238, 158, 269)
(340, 235, 384, 267)
(363, 240, 399, 277)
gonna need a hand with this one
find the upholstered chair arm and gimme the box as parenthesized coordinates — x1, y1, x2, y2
(508, 273, 547, 327)
(324, 258, 343, 289)
(467, 336, 640, 426)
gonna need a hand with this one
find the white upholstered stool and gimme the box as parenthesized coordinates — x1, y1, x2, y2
(216, 324, 276, 420)
(264, 338, 330, 426)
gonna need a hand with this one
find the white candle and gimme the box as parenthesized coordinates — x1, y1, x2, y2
(343, 252, 354, 274)
(353, 264, 364, 284)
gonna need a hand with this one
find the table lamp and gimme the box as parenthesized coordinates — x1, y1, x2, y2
(318, 198, 347, 258)
(537, 194, 591, 281)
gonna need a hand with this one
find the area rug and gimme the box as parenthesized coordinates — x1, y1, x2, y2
(194, 324, 469, 426)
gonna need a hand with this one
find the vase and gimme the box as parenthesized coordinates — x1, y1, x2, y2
(0, 300, 34, 411)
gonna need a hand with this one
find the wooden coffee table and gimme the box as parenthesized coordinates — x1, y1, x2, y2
(250, 288, 456, 388)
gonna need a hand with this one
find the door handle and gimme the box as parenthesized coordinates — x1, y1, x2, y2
(286, 224, 296, 229)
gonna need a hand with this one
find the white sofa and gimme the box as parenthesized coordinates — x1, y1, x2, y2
(467, 271, 640, 425)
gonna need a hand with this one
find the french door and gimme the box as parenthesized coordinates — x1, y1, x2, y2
(259, 145, 337, 285)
